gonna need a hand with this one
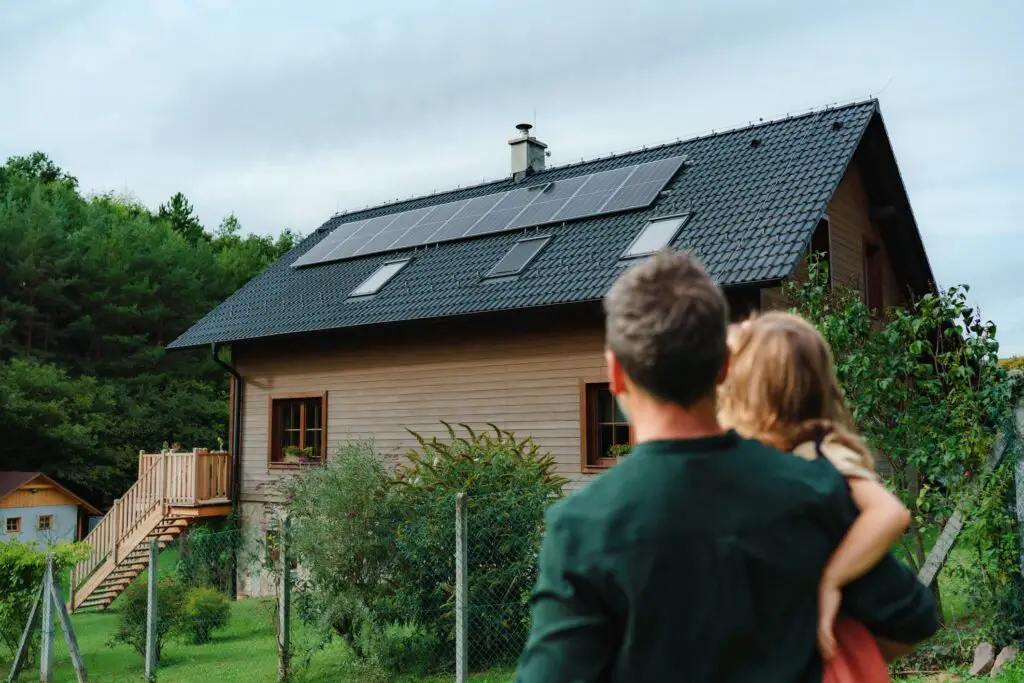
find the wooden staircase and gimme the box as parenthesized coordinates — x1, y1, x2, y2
(69, 448, 232, 612)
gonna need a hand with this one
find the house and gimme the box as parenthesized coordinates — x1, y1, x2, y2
(163, 98, 934, 596)
(0, 472, 101, 545)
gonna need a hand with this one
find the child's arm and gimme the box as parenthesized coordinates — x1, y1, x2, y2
(818, 477, 911, 659)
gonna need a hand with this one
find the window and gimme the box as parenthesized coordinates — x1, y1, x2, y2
(269, 394, 326, 466)
(580, 381, 632, 470)
(350, 259, 411, 297)
(862, 239, 884, 313)
(622, 214, 690, 259)
(6, 517, 21, 533)
(38, 515, 53, 531)
(487, 236, 551, 278)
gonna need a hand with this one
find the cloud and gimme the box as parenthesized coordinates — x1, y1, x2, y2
(0, 0, 1021, 352)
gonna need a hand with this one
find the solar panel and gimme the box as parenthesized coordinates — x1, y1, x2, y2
(292, 154, 686, 268)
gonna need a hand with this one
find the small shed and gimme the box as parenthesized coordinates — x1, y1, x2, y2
(0, 472, 101, 545)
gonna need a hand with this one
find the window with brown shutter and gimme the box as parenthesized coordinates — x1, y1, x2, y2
(580, 380, 633, 471)
(268, 393, 327, 467)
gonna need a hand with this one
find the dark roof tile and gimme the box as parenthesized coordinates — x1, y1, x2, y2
(169, 101, 877, 349)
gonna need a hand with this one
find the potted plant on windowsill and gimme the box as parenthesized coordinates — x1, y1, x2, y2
(609, 444, 632, 463)
(282, 446, 319, 465)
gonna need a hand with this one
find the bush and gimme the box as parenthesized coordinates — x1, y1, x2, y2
(182, 587, 231, 644)
(282, 441, 401, 648)
(358, 620, 444, 678)
(175, 523, 240, 592)
(0, 541, 88, 660)
(113, 575, 185, 660)
(389, 423, 565, 669)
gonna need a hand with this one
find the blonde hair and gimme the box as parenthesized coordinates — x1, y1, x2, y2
(719, 311, 873, 466)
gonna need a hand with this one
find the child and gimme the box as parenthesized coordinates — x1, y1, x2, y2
(719, 312, 911, 676)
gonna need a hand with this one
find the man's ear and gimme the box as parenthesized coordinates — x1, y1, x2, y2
(605, 348, 627, 395)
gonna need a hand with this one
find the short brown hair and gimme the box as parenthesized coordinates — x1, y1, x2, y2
(604, 250, 729, 407)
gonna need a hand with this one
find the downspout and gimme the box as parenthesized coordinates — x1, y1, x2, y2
(211, 342, 243, 599)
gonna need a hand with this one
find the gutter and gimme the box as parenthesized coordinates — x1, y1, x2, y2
(210, 343, 243, 506)
(211, 343, 243, 599)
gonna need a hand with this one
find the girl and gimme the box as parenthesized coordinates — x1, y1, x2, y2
(719, 312, 911, 680)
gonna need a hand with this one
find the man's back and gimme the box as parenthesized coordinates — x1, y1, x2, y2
(516, 433, 938, 682)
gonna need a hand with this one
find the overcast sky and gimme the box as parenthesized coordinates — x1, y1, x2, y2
(2, 1, 1022, 354)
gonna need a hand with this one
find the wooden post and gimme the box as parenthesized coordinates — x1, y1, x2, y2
(159, 449, 167, 507)
(145, 539, 158, 681)
(277, 517, 291, 683)
(7, 582, 43, 683)
(40, 558, 54, 683)
(192, 448, 201, 504)
(455, 492, 468, 683)
(50, 567, 88, 682)
(112, 498, 121, 563)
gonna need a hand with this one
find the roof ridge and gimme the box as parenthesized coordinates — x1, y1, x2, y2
(322, 98, 878, 227)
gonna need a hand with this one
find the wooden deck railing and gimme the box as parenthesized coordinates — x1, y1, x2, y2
(72, 448, 231, 591)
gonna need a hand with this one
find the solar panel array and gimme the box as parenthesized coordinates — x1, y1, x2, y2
(292, 155, 687, 268)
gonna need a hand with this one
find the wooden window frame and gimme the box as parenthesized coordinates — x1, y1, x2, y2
(580, 378, 634, 473)
(38, 514, 53, 531)
(6, 517, 21, 533)
(267, 392, 328, 470)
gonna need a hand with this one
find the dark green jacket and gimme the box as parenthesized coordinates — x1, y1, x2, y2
(516, 432, 938, 682)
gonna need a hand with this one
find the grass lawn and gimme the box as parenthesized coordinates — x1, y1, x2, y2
(2, 597, 514, 682)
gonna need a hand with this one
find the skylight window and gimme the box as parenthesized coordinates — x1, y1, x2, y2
(622, 214, 691, 259)
(487, 236, 552, 278)
(350, 259, 410, 297)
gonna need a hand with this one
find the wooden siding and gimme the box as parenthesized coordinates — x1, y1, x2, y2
(0, 478, 80, 510)
(236, 318, 607, 502)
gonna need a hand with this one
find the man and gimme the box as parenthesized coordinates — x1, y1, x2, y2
(516, 251, 937, 682)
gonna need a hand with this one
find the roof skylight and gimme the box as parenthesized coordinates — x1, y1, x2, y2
(622, 214, 690, 259)
(350, 259, 410, 297)
(487, 236, 552, 278)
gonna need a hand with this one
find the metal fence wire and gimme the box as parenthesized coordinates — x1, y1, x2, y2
(461, 490, 555, 675)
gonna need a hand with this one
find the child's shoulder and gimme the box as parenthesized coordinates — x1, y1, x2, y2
(793, 436, 878, 482)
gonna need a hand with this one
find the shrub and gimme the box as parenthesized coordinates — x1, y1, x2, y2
(0, 541, 88, 660)
(181, 587, 231, 644)
(175, 523, 240, 592)
(358, 620, 444, 678)
(282, 441, 401, 647)
(390, 423, 565, 669)
(113, 575, 185, 660)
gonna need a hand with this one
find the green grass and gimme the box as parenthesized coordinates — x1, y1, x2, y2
(1, 597, 514, 682)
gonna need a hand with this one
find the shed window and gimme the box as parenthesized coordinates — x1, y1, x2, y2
(38, 515, 53, 531)
(270, 394, 326, 466)
(581, 381, 632, 470)
(622, 214, 690, 259)
(6, 517, 21, 533)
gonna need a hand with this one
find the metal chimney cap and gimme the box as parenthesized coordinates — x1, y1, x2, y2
(515, 123, 533, 136)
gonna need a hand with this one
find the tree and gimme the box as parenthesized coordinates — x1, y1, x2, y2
(157, 192, 207, 246)
(0, 152, 78, 190)
(786, 256, 1014, 612)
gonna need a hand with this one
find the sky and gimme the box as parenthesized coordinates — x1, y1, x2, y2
(1, 0, 1022, 354)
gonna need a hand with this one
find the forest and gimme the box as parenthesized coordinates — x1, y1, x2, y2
(0, 152, 298, 507)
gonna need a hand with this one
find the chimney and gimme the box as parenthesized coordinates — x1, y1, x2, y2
(509, 123, 547, 179)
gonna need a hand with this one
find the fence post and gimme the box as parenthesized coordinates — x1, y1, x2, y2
(278, 516, 291, 683)
(40, 556, 54, 683)
(112, 498, 121, 562)
(455, 492, 468, 683)
(145, 539, 158, 681)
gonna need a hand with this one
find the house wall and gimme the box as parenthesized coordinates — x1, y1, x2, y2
(1, 504, 79, 545)
(760, 159, 906, 310)
(0, 481, 80, 510)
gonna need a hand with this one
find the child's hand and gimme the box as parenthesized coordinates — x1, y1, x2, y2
(818, 582, 841, 660)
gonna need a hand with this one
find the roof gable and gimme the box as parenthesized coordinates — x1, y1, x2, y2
(0, 472, 101, 515)
(169, 101, 878, 350)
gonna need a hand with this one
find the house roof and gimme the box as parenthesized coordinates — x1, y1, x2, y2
(169, 100, 880, 350)
(0, 472, 101, 516)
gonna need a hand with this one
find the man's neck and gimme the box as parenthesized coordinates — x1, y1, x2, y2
(630, 397, 724, 444)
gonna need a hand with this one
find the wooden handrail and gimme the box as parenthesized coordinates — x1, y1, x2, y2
(71, 448, 232, 595)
